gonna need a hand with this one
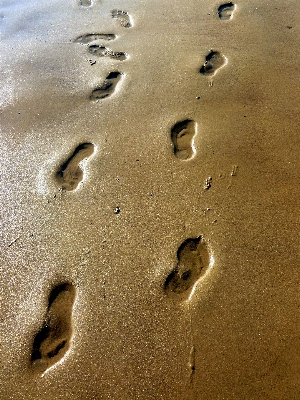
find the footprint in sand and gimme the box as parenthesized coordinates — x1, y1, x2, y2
(88, 45, 128, 61)
(218, 2, 236, 20)
(79, 0, 92, 6)
(90, 71, 123, 100)
(200, 50, 227, 76)
(74, 33, 117, 44)
(171, 119, 197, 160)
(164, 237, 211, 301)
(31, 283, 76, 374)
(111, 9, 132, 28)
(55, 143, 95, 191)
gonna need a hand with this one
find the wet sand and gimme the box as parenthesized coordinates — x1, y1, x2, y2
(0, 0, 300, 399)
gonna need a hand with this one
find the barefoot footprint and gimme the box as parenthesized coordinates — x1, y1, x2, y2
(74, 10, 130, 100)
(164, 237, 211, 301)
(218, 2, 236, 20)
(55, 143, 95, 191)
(200, 50, 227, 76)
(79, 0, 92, 6)
(171, 119, 197, 160)
(31, 283, 76, 374)
(111, 9, 132, 28)
(89, 71, 123, 100)
(74, 34, 117, 44)
(88, 45, 128, 61)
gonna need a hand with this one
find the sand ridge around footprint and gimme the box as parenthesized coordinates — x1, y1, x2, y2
(31, 283, 76, 374)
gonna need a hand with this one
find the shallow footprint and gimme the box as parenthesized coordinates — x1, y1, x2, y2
(79, 0, 92, 6)
(74, 34, 116, 44)
(31, 283, 76, 374)
(111, 9, 132, 28)
(55, 143, 95, 191)
(218, 2, 236, 20)
(200, 50, 227, 76)
(171, 119, 197, 160)
(88, 45, 127, 61)
(90, 71, 122, 100)
(164, 237, 211, 301)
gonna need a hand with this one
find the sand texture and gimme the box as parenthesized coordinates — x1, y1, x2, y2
(0, 0, 300, 399)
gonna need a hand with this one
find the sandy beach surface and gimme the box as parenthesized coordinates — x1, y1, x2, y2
(1, 0, 300, 399)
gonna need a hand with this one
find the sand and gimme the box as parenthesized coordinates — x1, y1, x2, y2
(0, 0, 300, 398)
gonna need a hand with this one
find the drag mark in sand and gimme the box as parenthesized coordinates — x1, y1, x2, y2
(200, 50, 227, 76)
(218, 2, 236, 20)
(31, 283, 76, 374)
(88, 45, 128, 61)
(171, 120, 197, 160)
(74, 34, 117, 44)
(111, 9, 132, 28)
(188, 345, 196, 383)
(90, 71, 123, 100)
(164, 237, 211, 301)
(55, 143, 95, 191)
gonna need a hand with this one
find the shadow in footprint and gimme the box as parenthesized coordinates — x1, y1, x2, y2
(171, 119, 197, 160)
(88, 45, 127, 61)
(74, 34, 116, 44)
(31, 283, 76, 374)
(90, 71, 122, 100)
(55, 143, 95, 191)
(218, 2, 236, 20)
(200, 50, 226, 76)
(164, 237, 211, 301)
(111, 9, 132, 28)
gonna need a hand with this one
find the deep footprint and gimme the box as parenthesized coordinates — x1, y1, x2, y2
(90, 71, 122, 100)
(218, 2, 236, 20)
(74, 34, 116, 44)
(171, 119, 197, 160)
(31, 283, 76, 374)
(111, 9, 132, 28)
(88, 45, 127, 61)
(200, 50, 226, 76)
(164, 237, 210, 301)
(55, 143, 95, 191)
